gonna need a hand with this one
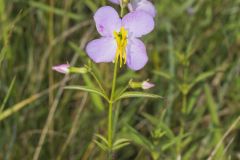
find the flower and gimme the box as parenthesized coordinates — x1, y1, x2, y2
(142, 81, 155, 89)
(86, 6, 154, 70)
(109, 0, 156, 17)
(52, 64, 70, 74)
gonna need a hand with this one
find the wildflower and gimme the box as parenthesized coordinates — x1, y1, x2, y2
(52, 64, 89, 74)
(52, 64, 70, 74)
(109, 0, 156, 17)
(86, 6, 154, 70)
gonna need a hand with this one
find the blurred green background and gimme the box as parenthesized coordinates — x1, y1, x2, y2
(0, 0, 240, 159)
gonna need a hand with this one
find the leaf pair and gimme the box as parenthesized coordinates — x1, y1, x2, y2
(65, 86, 163, 103)
(94, 134, 130, 151)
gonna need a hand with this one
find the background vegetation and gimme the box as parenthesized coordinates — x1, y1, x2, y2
(0, 0, 240, 159)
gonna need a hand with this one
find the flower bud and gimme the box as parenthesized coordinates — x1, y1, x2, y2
(142, 81, 155, 90)
(52, 64, 70, 74)
(129, 80, 155, 90)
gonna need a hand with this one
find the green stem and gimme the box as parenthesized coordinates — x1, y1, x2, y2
(115, 84, 129, 101)
(108, 60, 118, 159)
(89, 71, 106, 95)
(181, 94, 187, 113)
(120, 0, 124, 17)
(120, 7, 124, 17)
(107, 102, 113, 160)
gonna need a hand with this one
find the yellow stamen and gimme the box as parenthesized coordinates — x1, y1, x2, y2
(113, 27, 128, 68)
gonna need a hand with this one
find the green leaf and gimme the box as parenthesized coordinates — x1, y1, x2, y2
(153, 70, 172, 80)
(189, 70, 216, 90)
(141, 113, 175, 138)
(178, 83, 190, 95)
(115, 91, 163, 102)
(125, 125, 154, 151)
(1, 76, 16, 112)
(113, 138, 130, 147)
(204, 84, 220, 125)
(93, 140, 108, 151)
(95, 134, 109, 147)
(162, 133, 190, 151)
(112, 142, 130, 151)
(64, 86, 109, 101)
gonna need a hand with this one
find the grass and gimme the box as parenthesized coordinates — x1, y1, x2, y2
(0, 0, 240, 159)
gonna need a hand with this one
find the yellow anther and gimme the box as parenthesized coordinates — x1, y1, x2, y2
(113, 27, 128, 68)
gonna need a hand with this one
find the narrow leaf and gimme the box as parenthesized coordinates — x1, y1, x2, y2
(189, 70, 216, 90)
(115, 92, 162, 102)
(64, 86, 109, 101)
(162, 133, 190, 151)
(95, 134, 109, 147)
(93, 140, 108, 151)
(125, 125, 154, 151)
(141, 113, 175, 138)
(1, 76, 16, 112)
(112, 142, 130, 151)
(113, 138, 130, 147)
(153, 70, 172, 80)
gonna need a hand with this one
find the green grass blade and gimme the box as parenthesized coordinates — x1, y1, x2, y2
(204, 84, 225, 159)
(64, 85, 109, 101)
(28, 1, 83, 21)
(0, 76, 16, 112)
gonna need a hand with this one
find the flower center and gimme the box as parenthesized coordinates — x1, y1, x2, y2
(113, 27, 128, 68)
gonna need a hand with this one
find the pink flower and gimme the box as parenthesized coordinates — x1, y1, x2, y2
(52, 64, 70, 74)
(86, 6, 154, 70)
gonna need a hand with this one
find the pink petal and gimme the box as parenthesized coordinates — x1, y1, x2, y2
(94, 6, 121, 37)
(142, 81, 155, 89)
(108, 0, 120, 4)
(122, 11, 154, 38)
(129, 0, 156, 17)
(86, 37, 117, 63)
(52, 64, 70, 74)
(126, 38, 148, 70)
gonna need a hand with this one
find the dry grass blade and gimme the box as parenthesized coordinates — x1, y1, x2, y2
(207, 116, 240, 160)
(0, 84, 59, 122)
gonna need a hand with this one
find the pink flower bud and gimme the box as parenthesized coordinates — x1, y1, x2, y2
(142, 81, 155, 89)
(52, 64, 70, 74)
